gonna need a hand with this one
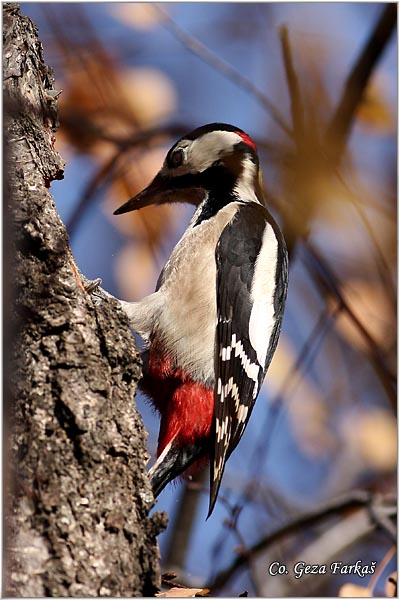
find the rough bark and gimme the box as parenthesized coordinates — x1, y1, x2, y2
(3, 3, 167, 596)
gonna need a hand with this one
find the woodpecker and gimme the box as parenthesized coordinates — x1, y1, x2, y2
(114, 123, 288, 517)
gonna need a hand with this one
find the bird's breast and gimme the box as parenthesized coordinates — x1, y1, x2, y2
(153, 202, 240, 386)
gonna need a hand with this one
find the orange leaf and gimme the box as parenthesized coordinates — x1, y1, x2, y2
(385, 572, 397, 597)
(156, 587, 209, 598)
(339, 583, 371, 597)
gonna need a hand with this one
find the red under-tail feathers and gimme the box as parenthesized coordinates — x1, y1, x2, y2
(140, 342, 214, 463)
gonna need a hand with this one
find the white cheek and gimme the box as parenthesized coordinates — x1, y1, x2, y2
(189, 130, 243, 173)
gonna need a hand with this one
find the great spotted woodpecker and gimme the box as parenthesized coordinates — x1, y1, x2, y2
(114, 123, 288, 517)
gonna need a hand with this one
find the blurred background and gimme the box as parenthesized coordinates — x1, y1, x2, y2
(20, 3, 396, 597)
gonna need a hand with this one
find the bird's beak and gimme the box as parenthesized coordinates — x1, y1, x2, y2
(113, 173, 205, 215)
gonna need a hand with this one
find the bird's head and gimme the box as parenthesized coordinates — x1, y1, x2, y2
(114, 123, 264, 215)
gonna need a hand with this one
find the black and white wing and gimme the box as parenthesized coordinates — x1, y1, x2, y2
(208, 201, 288, 516)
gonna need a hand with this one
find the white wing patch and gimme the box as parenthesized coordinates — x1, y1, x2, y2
(249, 223, 279, 367)
(216, 376, 241, 406)
(237, 404, 249, 423)
(220, 333, 260, 386)
(213, 456, 224, 481)
(223, 377, 240, 405)
(216, 416, 230, 442)
(213, 413, 231, 482)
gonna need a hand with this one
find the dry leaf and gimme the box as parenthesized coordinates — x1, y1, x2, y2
(385, 571, 397, 597)
(356, 73, 396, 134)
(339, 582, 371, 597)
(111, 4, 161, 30)
(115, 241, 160, 300)
(120, 67, 177, 126)
(352, 408, 397, 471)
(334, 280, 395, 354)
(267, 336, 334, 457)
(156, 587, 208, 598)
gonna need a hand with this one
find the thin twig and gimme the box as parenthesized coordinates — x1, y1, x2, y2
(248, 304, 341, 479)
(263, 188, 396, 411)
(210, 491, 396, 592)
(163, 469, 207, 573)
(326, 3, 397, 163)
(155, 4, 292, 137)
(264, 499, 395, 596)
(304, 241, 397, 411)
(282, 5, 396, 260)
(66, 123, 189, 236)
(271, 182, 396, 410)
(279, 25, 305, 147)
(368, 545, 397, 595)
(334, 169, 396, 310)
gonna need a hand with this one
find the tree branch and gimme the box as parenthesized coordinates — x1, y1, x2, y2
(326, 3, 397, 163)
(210, 490, 396, 592)
(155, 4, 292, 137)
(279, 25, 305, 147)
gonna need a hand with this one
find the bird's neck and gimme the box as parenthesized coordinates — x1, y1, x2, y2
(191, 189, 235, 227)
(191, 164, 262, 227)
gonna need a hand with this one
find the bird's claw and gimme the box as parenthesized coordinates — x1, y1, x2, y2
(84, 277, 102, 294)
(79, 274, 105, 306)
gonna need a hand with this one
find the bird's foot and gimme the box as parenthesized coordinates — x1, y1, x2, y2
(84, 277, 102, 294)
(79, 271, 111, 306)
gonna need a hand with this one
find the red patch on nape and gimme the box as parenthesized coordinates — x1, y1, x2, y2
(236, 131, 257, 151)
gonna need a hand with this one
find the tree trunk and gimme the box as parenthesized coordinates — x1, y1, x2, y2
(3, 3, 167, 596)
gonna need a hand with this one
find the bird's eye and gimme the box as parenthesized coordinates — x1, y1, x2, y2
(169, 148, 184, 168)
